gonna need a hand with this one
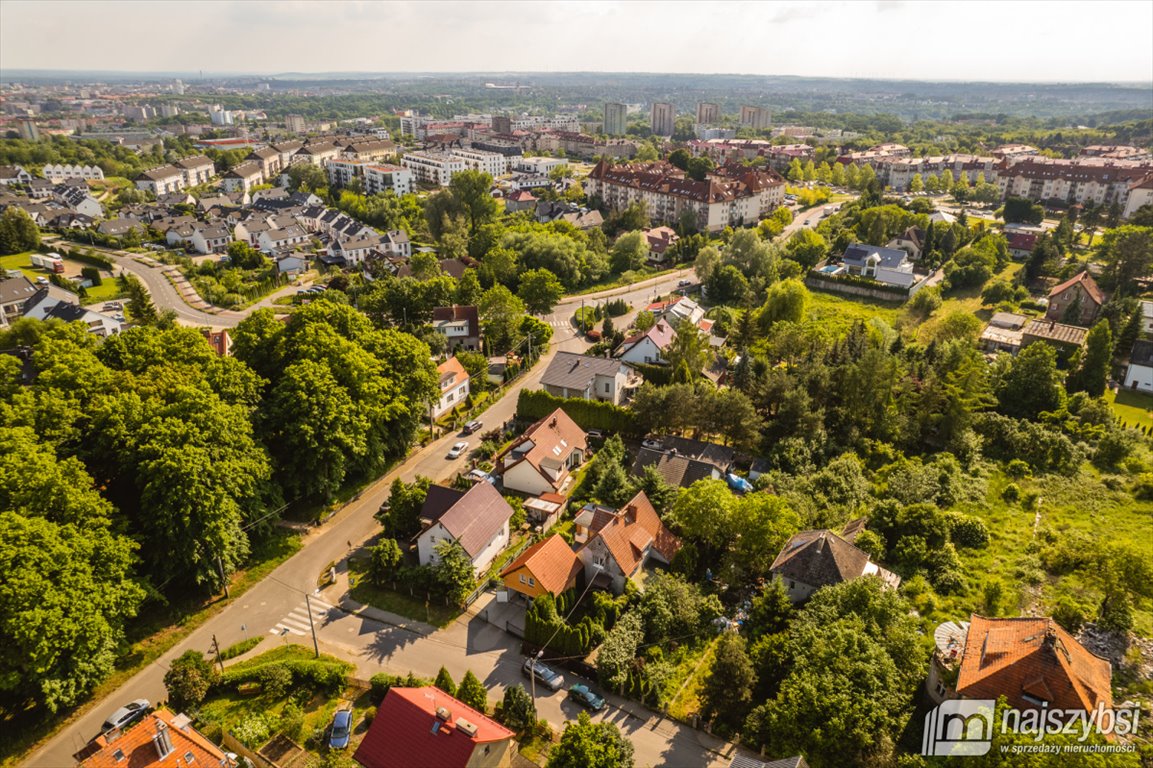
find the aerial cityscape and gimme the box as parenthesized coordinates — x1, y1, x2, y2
(0, 2, 1151, 768)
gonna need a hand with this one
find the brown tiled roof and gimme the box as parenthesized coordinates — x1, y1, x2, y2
(1048, 271, 1105, 306)
(433, 481, 514, 559)
(588, 160, 782, 204)
(79, 709, 232, 768)
(581, 491, 680, 577)
(770, 530, 870, 589)
(999, 157, 1152, 184)
(432, 305, 480, 337)
(497, 408, 587, 490)
(500, 534, 582, 595)
(437, 355, 469, 386)
(1023, 320, 1088, 346)
(957, 616, 1113, 713)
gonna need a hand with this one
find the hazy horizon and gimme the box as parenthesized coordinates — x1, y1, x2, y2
(2, 0, 1152, 84)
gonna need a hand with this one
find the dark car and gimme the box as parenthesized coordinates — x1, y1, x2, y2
(522, 658, 563, 692)
(329, 709, 353, 749)
(462, 420, 483, 435)
(102, 699, 150, 733)
(568, 683, 606, 712)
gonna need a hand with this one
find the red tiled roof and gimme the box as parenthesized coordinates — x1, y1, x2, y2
(1047, 271, 1105, 306)
(500, 534, 582, 595)
(438, 355, 469, 386)
(956, 616, 1113, 713)
(496, 408, 587, 490)
(353, 687, 513, 768)
(80, 709, 232, 768)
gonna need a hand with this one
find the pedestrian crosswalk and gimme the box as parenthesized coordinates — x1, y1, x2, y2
(269, 595, 337, 637)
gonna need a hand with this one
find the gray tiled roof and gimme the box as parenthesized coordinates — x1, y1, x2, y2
(540, 352, 627, 392)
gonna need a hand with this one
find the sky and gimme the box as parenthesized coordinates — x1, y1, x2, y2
(1, 0, 1151, 83)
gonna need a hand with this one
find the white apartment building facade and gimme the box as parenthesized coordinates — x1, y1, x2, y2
(449, 148, 508, 177)
(401, 151, 466, 186)
(364, 164, 414, 196)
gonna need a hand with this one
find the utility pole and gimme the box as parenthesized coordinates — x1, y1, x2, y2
(211, 634, 224, 674)
(217, 555, 230, 599)
(304, 592, 320, 658)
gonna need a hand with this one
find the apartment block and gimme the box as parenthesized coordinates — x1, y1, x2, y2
(650, 102, 675, 137)
(401, 151, 466, 186)
(604, 102, 628, 136)
(450, 147, 508, 177)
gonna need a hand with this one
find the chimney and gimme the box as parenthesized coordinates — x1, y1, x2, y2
(153, 720, 174, 760)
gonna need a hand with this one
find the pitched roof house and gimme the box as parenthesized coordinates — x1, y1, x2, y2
(78, 708, 237, 768)
(431, 355, 470, 419)
(770, 529, 900, 603)
(540, 352, 636, 405)
(615, 320, 677, 366)
(416, 481, 515, 576)
(495, 408, 588, 496)
(953, 616, 1113, 714)
(1045, 271, 1104, 325)
(500, 534, 582, 599)
(432, 305, 481, 352)
(353, 687, 516, 768)
(574, 490, 681, 593)
(841, 243, 916, 287)
(631, 435, 735, 488)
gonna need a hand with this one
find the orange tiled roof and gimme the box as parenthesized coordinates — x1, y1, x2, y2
(956, 616, 1113, 713)
(500, 534, 582, 595)
(80, 708, 233, 768)
(582, 490, 680, 577)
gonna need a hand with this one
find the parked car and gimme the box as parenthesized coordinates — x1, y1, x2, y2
(462, 420, 483, 435)
(466, 468, 494, 484)
(586, 429, 604, 440)
(522, 658, 563, 692)
(328, 709, 353, 749)
(446, 441, 469, 459)
(568, 683, 607, 712)
(678, 279, 693, 287)
(102, 699, 150, 733)
(641, 438, 662, 450)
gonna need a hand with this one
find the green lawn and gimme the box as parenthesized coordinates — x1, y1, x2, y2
(0, 251, 127, 306)
(347, 558, 459, 628)
(0, 251, 41, 282)
(804, 289, 903, 335)
(1106, 388, 1153, 431)
(665, 637, 718, 722)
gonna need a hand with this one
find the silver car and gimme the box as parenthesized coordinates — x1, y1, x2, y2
(102, 699, 150, 732)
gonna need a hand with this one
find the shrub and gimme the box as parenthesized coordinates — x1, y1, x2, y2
(1005, 459, 1032, 479)
(163, 650, 218, 711)
(279, 702, 305, 741)
(908, 285, 942, 315)
(1001, 483, 1021, 503)
(232, 713, 274, 748)
(949, 514, 990, 549)
(259, 664, 293, 699)
(219, 636, 263, 660)
(1052, 597, 1089, 633)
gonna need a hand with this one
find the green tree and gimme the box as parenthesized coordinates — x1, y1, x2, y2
(449, 169, 500, 236)
(433, 540, 476, 606)
(705, 264, 749, 305)
(1098, 225, 1153, 297)
(121, 273, 159, 326)
(830, 162, 846, 187)
(597, 611, 643, 692)
(693, 245, 721, 284)
(784, 228, 828, 269)
(455, 269, 483, 306)
(664, 323, 708, 380)
(457, 670, 489, 712)
(908, 173, 924, 194)
(701, 632, 756, 732)
(786, 158, 804, 183)
(1069, 321, 1113, 397)
(996, 342, 1066, 420)
(368, 538, 403, 584)
(164, 650, 218, 711)
(498, 683, 536, 735)
(479, 284, 526, 354)
(547, 711, 635, 768)
(434, 666, 457, 697)
(517, 268, 565, 315)
(226, 240, 267, 270)
(758, 278, 809, 329)
(0, 206, 40, 254)
(632, 310, 656, 333)
(286, 163, 327, 193)
(686, 156, 714, 181)
(610, 231, 648, 273)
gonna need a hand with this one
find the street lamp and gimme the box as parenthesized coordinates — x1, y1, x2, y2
(530, 562, 603, 703)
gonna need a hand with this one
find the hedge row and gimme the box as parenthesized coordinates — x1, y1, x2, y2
(221, 657, 351, 695)
(516, 389, 639, 436)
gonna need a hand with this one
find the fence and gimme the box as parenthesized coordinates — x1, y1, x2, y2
(222, 731, 279, 768)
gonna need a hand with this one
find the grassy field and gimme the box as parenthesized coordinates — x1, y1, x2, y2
(804, 288, 903, 335)
(908, 464, 1152, 640)
(0, 251, 126, 306)
(664, 637, 718, 722)
(347, 558, 459, 628)
(0, 529, 303, 768)
(1107, 388, 1153, 431)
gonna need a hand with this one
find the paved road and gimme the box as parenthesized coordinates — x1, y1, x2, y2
(28, 268, 719, 768)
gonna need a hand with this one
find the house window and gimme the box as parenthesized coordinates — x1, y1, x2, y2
(935, 681, 947, 697)
(184, 753, 196, 764)
(519, 574, 527, 584)
(528, 577, 535, 587)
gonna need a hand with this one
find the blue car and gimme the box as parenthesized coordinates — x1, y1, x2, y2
(568, 683, 606, 712)
(329, 709, 353, 749)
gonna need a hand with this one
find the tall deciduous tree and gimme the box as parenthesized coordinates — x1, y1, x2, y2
(1069, 321, 1113, 397)
(547, 711, 635, 768)
(996, 342, 1066, 420)
(517, 268, 564, 315)
(701, 632, 756, 732)
(479, 284, 526, 353)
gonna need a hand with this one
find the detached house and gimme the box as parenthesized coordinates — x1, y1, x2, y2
(1124, 339, 1153, 393)
(500, 534, 582, 600)
(77, 708, 237, 768)
(615, 320, 677, 366)
(770, 529, 900, 603)
(416, 481, 515, 576)
(1045, 271, 1104, 325)
(354, 687, 516, 768)
(431, 355, 470, 418)
(432, 305, 481, 352)
(495, 408, 587, 496)
(631, 435, 735, 488)
(841, 243, 917, 288)
(540, 351, 637, 405)
(927, 615, 1113, 714)
(574, 490, 681, 594)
